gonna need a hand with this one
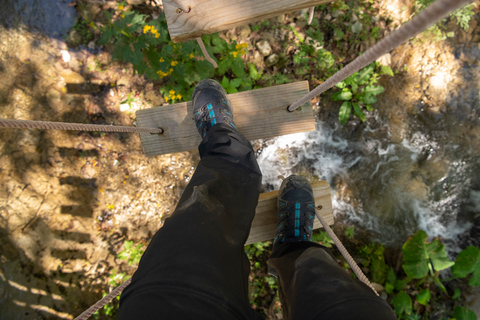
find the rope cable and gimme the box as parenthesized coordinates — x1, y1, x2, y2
(197, 37, 219, 68)
(315, 209, 379, 296)
(0, 118, 163, 134)
(74, 278, 132, 320)
(288, 0, 474, 111)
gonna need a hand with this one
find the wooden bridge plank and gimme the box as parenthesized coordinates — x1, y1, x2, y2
(163, 0, 334, 43)
(246, 180, 333, 245)
(137, 81, 314, 156)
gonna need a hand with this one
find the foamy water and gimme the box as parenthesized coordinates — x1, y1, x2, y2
(256, 120, 475, 250)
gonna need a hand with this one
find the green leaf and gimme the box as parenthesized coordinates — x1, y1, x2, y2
(416, 289, 431, 306)
(230, 78, 243, 88)
(363, 85, 385, 96)
(335, 81, 346, 89)
(339, 101, 352, 125)
(231, 59, 246, 78)
(402, 230, 454, 279)
(221, 76, 229, 89)
(380, 65, 394, 77)
(453, 288, 462, 300)
(352, 102, 366, 122)
(452, 246, 480, 286)
(392, 291, 412, 316)
(351, 21, 363, 34)
(357, 64, 375, 85)
(124, 240, 133, 250)
(385, 283, 395, 294)
(359, 94, 378, 105)
(332, 90, 353, 101)
(395, 278, 409, 292)
(454, 306, 477, 320)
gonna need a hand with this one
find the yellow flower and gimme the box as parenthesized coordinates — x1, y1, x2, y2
(176, 94, 182, 100)
(89, 22, 95, 28)
(169, 68, 173, 73)
(242, 43, 248, 48)
(240, 50, 245, 55)
(118, 5, 124, 10)
(232, 51, 238, 58)
(235, 44, 241, 50)
(165, 96, 169, 101)
(171, 61, 178, 66)
(190, 53, 195, 59)
(143, 25, 152, 34)
(155, 33, 160, 38)
(169, 90, 175, 95)
(159, 57, 165, 62)
(121, 14, 125, 18)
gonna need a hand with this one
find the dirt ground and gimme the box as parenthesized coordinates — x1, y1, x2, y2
(1, 0, 480, 319)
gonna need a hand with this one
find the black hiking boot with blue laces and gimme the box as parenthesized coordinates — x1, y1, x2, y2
(192, 79, 237, 138)
(273, 175, 316, 250)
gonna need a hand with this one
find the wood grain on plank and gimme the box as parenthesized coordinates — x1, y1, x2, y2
(164, 0, 334, 43)
(246, 180, 333, 245)
(137, 81, 315, 156)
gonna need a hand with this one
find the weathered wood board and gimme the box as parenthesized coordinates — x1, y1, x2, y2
(163, 0, 334, 43)
(137, 81, 315, 157)
(246, 180, 333, 245)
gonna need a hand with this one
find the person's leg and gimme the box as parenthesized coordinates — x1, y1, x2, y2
(117, 80, 263, 320)
(268, 176, 396, 320)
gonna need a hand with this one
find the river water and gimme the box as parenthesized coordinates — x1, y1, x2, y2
(257, 43, 480, 252)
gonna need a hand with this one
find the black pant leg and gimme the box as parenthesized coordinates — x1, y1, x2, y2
(269, 242, 397, 320)
(117, 124, 263, 320)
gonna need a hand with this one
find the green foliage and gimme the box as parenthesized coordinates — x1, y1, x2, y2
(359, 243, 388, 284)
(454, 306, 477, 320)
(344, 226, 355, 239)
(71, 18, 95, 44)
(117, 240, 145, 266)
(451, 246, 480, 286)
(415, 289, 431, 306)
(98, 4, 251, 103)
(392, 291, 413, 317)
(311, 230, 334, 248)
(402, 230, 454, 279)
(413, 0, 476, 40)
(333, 63, 390, 125)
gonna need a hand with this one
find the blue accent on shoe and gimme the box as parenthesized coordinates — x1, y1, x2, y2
(273, 175, 316, 249)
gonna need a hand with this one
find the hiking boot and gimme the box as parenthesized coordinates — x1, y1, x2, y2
(273, 175, 316, 250)
(192, 79, 237, 138)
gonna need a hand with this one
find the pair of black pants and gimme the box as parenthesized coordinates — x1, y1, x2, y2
(117, 124, 396, 320)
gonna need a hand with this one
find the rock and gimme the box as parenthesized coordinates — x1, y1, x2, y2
(331, 11, 344, 19)
(126, 0, 147, 4)
(275, 14, 286, 24)
(296, 19, 307, 29)
(145, 90, 165, 106)
(252, 51, 264, 68)
(237, 25, 251, 39)
(265, 54, 279, 67)
(305, 37, 323, 51)
(376, 53, 392, 66)
(67, 29, 82, 47)
(324, 13, 332, 21)
(77, 3, 101, 21)
(60, 70, 85, 84)
(371, 282, 385, 293)
(380, 291, 388, 301)
(256, 40, 273, 57)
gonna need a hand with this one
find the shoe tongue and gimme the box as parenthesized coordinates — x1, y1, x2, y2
(283, 189, 313, 203)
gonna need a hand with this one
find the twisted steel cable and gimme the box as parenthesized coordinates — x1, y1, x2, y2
(288, 0, 474, 111)
(0, 118, 163, 134)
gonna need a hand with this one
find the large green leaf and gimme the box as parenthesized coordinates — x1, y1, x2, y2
(392, 291, 412, 316)
(402, 230, 454, 279)
(357, 63, 375, 85)
(332, 90, 353, 101)
(416, 289, 431, 306)
(359, 93, 378, 105)
(452, 246, 480, 286)
(352, 102, 366, 122)
(364, 85, 385, 96)
(454, 306, 477, 320)
(339, 101, 351, 125)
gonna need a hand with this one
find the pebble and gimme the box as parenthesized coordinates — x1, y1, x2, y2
(256, 40, 273, 57)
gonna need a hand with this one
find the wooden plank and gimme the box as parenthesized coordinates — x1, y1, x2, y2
(164, 0, 334, 43)
(137, 81, 314, 156)
(246, 180, 333, 245)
